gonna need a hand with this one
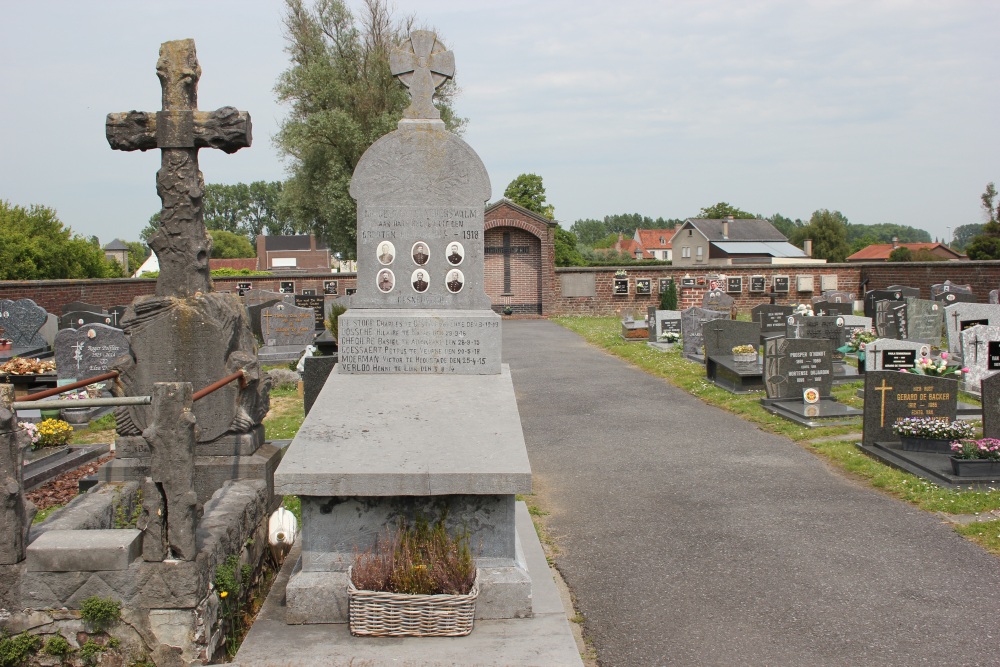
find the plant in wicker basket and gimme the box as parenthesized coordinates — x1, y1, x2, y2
(349, 517, 478, 637)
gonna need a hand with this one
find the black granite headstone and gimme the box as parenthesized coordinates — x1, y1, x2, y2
(982, 372, 1000, 439)
(752, 304, 795, 339)
(862, 371, 958, 446)
(59, 311, 116, 330)
(811, 301, 853, 317)
(864, 289, 904, 320)
(763, 337, 834, 400)
(60, 301, 105, 315)
(295, 295, 326, 331)
(874, 300, 907, 339)
(703, 320, 761, 359)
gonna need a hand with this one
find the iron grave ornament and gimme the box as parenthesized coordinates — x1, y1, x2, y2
(390, 30, 455, 121)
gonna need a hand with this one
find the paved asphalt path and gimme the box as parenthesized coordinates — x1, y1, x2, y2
(503, 320, 1000, 667)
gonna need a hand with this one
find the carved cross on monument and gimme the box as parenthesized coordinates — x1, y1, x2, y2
(106, 39, 251, 298)
(874, 379, 894, 427)
(390, 30, 455, 120)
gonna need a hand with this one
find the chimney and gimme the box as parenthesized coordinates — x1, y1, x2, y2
(723, 215, 733, 239)
(309, 234, 317, 251)
(892, 236, 899, 249)
(803, 239, 813, 257)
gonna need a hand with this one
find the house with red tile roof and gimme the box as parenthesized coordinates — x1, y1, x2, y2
(632, 228, 678, 261)
(846, 242, 965, 262)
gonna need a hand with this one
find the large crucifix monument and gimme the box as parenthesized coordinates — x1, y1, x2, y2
(101, 40, 274, 502)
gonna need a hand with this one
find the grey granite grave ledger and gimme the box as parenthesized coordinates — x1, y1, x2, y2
(681, 307, 729, 358)
(275, 30, 542, 631)
(904, 298, 944, 347)
(702, 289, 734, 312)
(864, 338, 930, 371)
(862, 371, 958, 446)
(703, 320, 761, 359)
(944, 303, 1000, 361)
(54, 324, 130, 381)
(763, 337, 834, 400)
(0, 299, 48, 348)
(960, 324, 1000, 394)
(647, 309, 681, 341)
(841, 314, 874, 339)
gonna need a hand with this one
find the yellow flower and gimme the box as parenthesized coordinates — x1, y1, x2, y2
(220, 591, 228, 598)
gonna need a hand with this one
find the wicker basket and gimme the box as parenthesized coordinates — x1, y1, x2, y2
(347, 568, 479, 637)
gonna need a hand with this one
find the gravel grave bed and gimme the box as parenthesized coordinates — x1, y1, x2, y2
(26, 453, 114, 511)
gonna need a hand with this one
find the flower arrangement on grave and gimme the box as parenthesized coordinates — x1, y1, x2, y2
(57, 384, 104, 401)
(18, 422, 39, 446)
(659, 331, 680, 344)
(348, 516, 478, 637)
(950, 438, 1000, 461)
(731, 344, 758, 362)
(0, 357, 57, 375)
(892, 417, 974, 441)
(837, 328, 878, 366)
(35, 418, 74, 448)
(792, 303, 815, 317)
(899, 352, 968, 378)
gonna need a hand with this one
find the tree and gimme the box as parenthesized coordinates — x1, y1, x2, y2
(845, 222, 930, 246)
(963, 183, 1000, 259)
(209, 230, 256, 258)
(982, 182, 998, 223)
(553, 227, 585, 267)
(768, 213, 803, 239)
(888, 247, 912, 262)
(504, 174, 554, 219)
(274, 0, 464, 258)
(569, 218, 608, 246)
(0, 200, 122, 279)
(952, 223, 984, 251)
(789, 209, 852, 262)
(125, 241, 149, 275)
(697, 202, 754, 219)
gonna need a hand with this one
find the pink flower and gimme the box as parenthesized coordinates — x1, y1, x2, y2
(962, 367, 970, 373)
(941, 351, 949, 360)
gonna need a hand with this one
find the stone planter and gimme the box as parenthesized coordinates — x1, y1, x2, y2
(733, 353, 757, 363)
(61, 407, 91, 425)
(900, 436, 955, 454)
(950, 457, 1000, 477)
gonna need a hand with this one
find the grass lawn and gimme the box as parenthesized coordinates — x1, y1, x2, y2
(553, 316, 1000, 551)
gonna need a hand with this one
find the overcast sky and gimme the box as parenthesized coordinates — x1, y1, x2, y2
(2, 0, 997, 246)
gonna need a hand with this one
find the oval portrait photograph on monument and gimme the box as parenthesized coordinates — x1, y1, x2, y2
(411, 269, 429, 293)
(377, 241, 395, 265)
(377, 269, 395, 293)
(446, 241, 464, 265)
(446, 269, 465, 294)
(411, 242, 429, 266)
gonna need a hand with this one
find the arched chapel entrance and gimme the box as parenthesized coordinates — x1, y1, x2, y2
(484, 200, 556, 316)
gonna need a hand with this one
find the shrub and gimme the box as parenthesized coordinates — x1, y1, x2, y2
(36, 419, 73, 448)
(659, 279, 677, 311)
(0, 631, 41, 667)
(42, 635, 72, 657)
(326, 302, 348, 341)
(267, 368, 300, 390)
(352, 516, 475, 596)
(80, 595, 121, 632)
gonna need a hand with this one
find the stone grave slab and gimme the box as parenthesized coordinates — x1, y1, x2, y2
(904, 298, 944, 346)
(646, 307, 681, 342)
(944, 303, 1000, 360)
(259, 303, 316, 362)
(864, 289, 904, 320)
(54, 324, 130, 381)
(681, 307, 728, 361)
(960, 324, 1000, 395)
(885, 285, 921, 299)
(863, 338, 930, 371)
(760, 336, 861, 426)
(991, 289, 999, 305)
(702, 289, 734, 313)
(0, 299, 48, 349)
(59, 310, 116, 330)
(931, 280, 974, 300)
(295, 294, 326, 331)
(861, 371, 958, 446)
(812, 301, 853, 317)
(820, 290, 856, 304)
(38, 313, 58, 347)
(703, 319, 761, 360)
(703, 320, 763, 393)
(108, 305, 128, 327)
(874, 300, 907, 339)
(933, 291, 977, 305)
(752, 304, 794, 342)
(982, 372, 1000, 439)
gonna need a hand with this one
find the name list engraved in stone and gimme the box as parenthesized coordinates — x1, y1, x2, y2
(339, 314, 501, 374)
(360, 206, 480, 240)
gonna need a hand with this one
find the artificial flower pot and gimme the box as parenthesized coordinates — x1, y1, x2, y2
(899, 436, 955, 454)
(950, 457, 1000, 477)
(60, 407, 90, 425)
(39, 408, 61, 420)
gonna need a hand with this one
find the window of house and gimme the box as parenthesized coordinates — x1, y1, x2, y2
(659, 237, 665, 244)
(696, 246, 703, 260)
(682, 247, 691, 258)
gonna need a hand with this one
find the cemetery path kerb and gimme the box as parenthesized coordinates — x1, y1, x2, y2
(503, 320, 1000, 667)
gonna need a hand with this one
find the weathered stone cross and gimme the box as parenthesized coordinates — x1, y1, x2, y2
(106, 39, 251, 298)
(390, 30, 455, 120)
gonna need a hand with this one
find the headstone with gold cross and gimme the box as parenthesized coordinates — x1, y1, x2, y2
(862, 371, 957, 446)
(101, 40, 273, 502)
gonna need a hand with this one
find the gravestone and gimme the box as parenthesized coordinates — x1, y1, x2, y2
(703, 320, 760, 360)
(885, 285, 921, 299)
(702, 289, 734, 313)
(703, 320, 764, 393)
(59, 310, 116, 330)
(294, 294, 326, 331)
(54, 324, 131, 381)
(0, 299, 48, 349)
(259, 303, 316, 362)
(244, 290, 295, 342)
(874, 300, 907, 339)
(931, 280, 974, 304)
(107, 305, 129, 327)
(841, 315, 873, 339)
(752, 304, 795, 341)
(100, 39, 272, 501)
(681, 307, 728, 360)
(864, 289, 904, 320)
(763, 337, 834, 400)
(991, 289, 999, 305)
(811, 300, 853, 317)
(904, 298, 944, 347)
(60, 301, 104, 315)
(959, 324, 1000, 394)
(863, 339, 930, 372)
(862, 371, 958, 446)
(646, 307, 681, 343)
(944, 303, 1000, 361)
(38, 314, 58, 348)
(821, 290, 855, 304)
(982, 372, 1000, 439)
(274, 30, 539, 628)
(786, 315, 846, 359)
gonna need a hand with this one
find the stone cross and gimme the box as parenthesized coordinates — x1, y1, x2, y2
(970, 334, 985, 365)
(389, 30, 455, 120)
(106, 39, 251, 298)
